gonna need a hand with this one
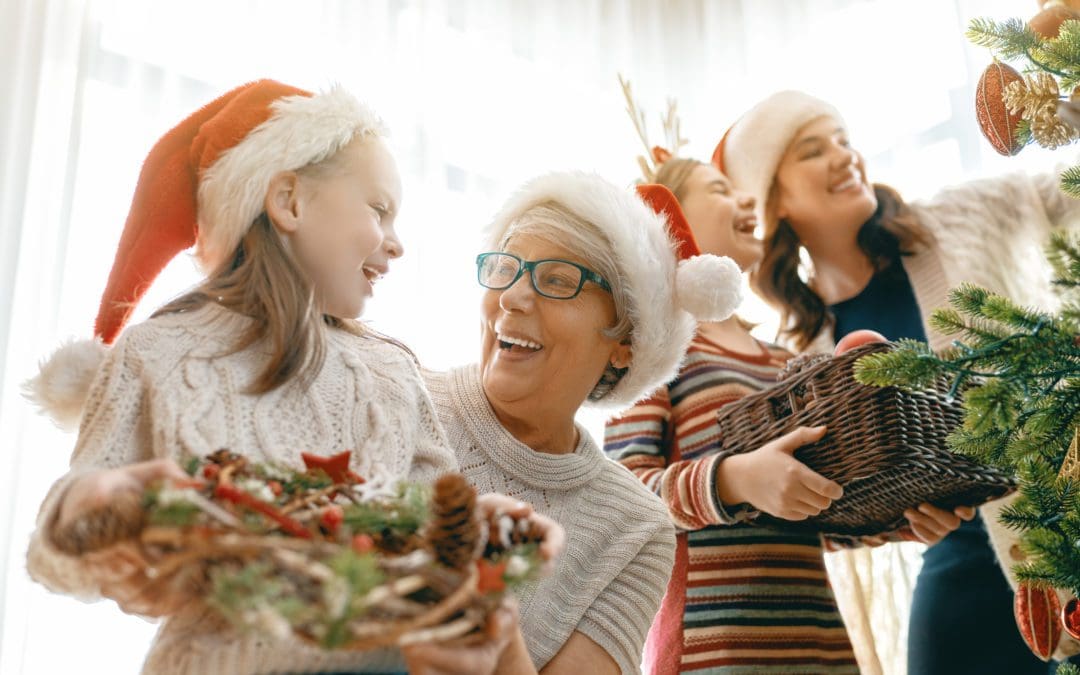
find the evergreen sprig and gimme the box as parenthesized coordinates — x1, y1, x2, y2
(854, 234, 1080, 595)
(967, 17, 1042, 61)
(343, 482, 430, 538)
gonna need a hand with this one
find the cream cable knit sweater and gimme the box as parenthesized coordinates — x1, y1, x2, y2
(805, 169, 1080, 660)
(26, 302, 457, 674)
(424, 365, 675, 675)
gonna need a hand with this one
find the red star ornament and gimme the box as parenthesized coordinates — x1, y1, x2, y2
(301, 450, 366, 484)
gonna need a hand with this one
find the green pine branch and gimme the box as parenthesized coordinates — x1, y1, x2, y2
(967, 17, 1041, 61)
(1016, 119, 1035, 147)
(1042, 19, 1080, 87)
(343, 482, 429, 538)
(854, 233, 1080, 595)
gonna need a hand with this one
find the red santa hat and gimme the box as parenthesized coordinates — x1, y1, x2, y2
(712, 90, 843, 210)
(26, 79, 386, 429)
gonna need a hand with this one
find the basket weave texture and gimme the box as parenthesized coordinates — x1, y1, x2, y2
(714, 342, 1015, 536)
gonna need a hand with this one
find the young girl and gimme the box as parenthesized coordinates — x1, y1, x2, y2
(716, 90, 1080, 672)
(24, 79, 553, 675)
(604, 155, 971, 674)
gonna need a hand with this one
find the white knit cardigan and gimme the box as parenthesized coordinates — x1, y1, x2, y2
(804, 170, 1080, 663)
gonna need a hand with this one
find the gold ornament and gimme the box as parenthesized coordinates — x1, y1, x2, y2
(1005, 72, 1080, 150)
(1059, 427, 1080, 483)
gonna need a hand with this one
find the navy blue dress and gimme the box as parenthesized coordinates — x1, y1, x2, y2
(830, 259, 1069, 674)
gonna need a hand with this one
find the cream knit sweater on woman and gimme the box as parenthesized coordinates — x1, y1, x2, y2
(26, 302, 457, 674)
(804, 170, 1080, 666)
(424, 365, 675, 675)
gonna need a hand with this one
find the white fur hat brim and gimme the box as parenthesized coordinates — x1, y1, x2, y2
(27, 83, 387, 429)
(716, 90, 843, 209)
(196, 85, 387, 273)
(485, 172, 742, 412)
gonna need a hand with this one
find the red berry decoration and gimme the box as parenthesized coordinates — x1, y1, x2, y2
(320, 505, 344, 534)
(976, 62, 1025, 156)
(1015, 582, 1062, 661)
(351, 534, 375, 554)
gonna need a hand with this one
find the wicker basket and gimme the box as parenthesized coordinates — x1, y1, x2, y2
(714, 341, 1015, 536)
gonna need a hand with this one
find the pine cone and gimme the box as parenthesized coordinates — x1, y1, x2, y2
(51, 488, 146, 555)
(429, 474, 479, 569)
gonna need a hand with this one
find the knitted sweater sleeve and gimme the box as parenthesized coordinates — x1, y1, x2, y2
(1030, 167, 1080, 227)
(26, 332, 155, 598)
(397, 357, 458, 483)
(604, 389, 755, 530)
(575, 515, 675, 675)
(919, 170, 1080, 252)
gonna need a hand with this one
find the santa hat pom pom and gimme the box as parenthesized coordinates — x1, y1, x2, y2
(676, 254, 744, 322)
(22, 339, 107, 431)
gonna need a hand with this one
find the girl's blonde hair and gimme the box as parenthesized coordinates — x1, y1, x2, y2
(154, 145, 374, 394)
(652, 157, 704, 202)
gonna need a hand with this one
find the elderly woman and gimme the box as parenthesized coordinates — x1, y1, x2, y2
(420, 172, 744, 674)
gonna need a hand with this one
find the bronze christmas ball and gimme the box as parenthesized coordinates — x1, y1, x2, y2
(976, 62, 1025, 156)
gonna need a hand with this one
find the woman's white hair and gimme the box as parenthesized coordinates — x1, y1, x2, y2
(484, 172, 742, 412)
(499, 202, 632, 401)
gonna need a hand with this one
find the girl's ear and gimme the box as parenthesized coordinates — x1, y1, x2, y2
(265, 171, 303, 234)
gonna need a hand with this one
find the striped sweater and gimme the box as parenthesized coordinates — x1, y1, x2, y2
(604, 334, 858, 674)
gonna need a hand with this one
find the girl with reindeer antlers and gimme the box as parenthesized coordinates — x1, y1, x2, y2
(604, 78, 970, 675)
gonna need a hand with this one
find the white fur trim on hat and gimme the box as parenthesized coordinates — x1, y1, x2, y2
(196, 85, 387, 272)
(720, 90, 843, 210)
(485, 172, 742, 412)
(677, 255, 743, 322)
(22, 338, 107, 431)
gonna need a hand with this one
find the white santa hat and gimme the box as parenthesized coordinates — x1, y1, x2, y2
(712, 90, 844, 209)
(25, 79, 386, 430)
(484, 172, 743, 411)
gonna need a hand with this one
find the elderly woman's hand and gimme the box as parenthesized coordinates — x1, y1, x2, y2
(476, 492, 566, 570)
(899, 503, 976, 545)
(401, 596, 522, 675)
(716, 426, 844, 521)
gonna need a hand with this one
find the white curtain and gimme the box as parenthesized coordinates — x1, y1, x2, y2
(0, 1, 1063, 672)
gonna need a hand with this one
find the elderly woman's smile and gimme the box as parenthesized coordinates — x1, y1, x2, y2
(495, 330, 544, 354)
(479, 234, 628, 412)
